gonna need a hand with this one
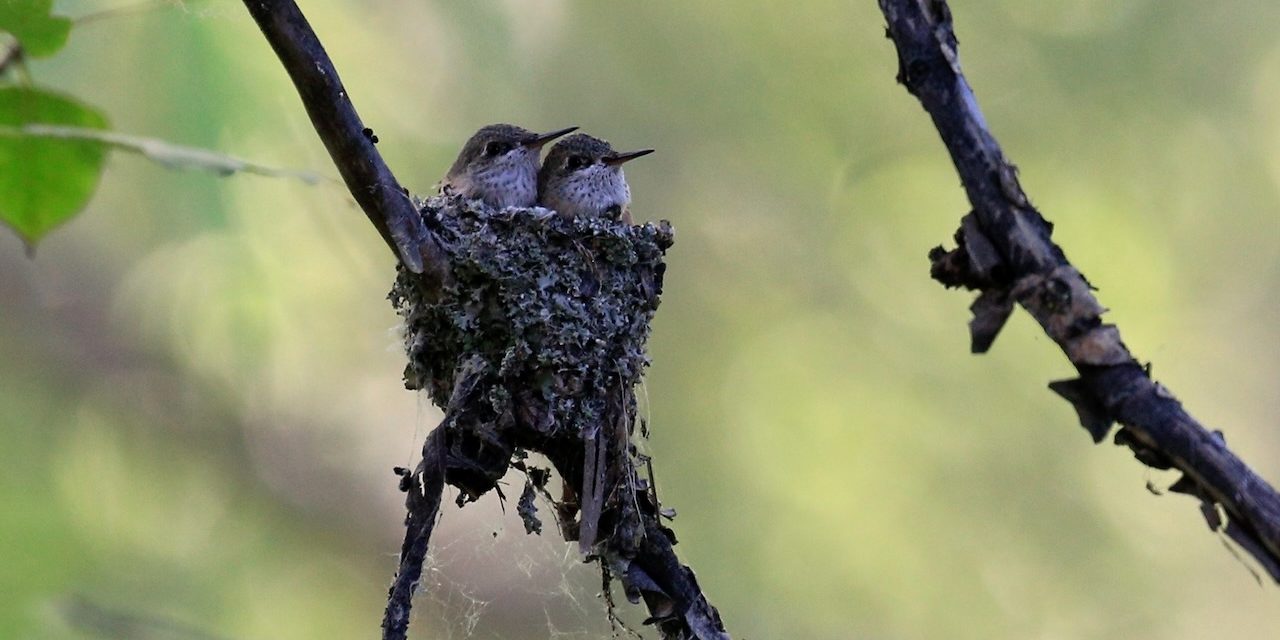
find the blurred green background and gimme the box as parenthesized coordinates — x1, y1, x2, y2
(4, 1, 1280, 638)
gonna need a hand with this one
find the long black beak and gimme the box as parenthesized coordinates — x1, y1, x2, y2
(603, 148, 655, 166)
(525, 126, 579, 149)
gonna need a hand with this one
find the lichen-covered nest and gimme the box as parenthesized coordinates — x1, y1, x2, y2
(388, 197, 714, 637)
(389, 195, 673, 445)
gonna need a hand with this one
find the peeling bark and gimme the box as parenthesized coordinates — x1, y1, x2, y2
(881, 0, 1280, 581)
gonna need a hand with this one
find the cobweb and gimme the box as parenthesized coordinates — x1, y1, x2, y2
(400, 388, 649, 639)
(405, 463, 652, 639)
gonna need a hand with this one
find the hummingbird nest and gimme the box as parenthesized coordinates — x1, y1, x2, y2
(389, 194, 672, 514)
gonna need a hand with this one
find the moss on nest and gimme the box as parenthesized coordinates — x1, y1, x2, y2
(389, 195, 673, 443)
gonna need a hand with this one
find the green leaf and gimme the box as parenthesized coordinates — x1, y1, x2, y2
(0, 0, 72, 58)
(0, 86, 108, 248)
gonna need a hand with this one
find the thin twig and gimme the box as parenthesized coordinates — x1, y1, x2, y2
(72, 0, 174, 26)
(56, 595, 233, 640)
(879, 0, 1280, 580)
(0, 124, 331, 185)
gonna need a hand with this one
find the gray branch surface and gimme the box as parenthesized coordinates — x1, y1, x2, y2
(241, 0, 448, 282)
(880, 0, 1280, 580)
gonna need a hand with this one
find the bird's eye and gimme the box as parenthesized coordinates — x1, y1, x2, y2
(484, 141, 512, 157)
(565, 155, 590, 171)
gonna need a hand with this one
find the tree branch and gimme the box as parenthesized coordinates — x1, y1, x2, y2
(382, 429, 445, 640)
(240, 0, 448, 282)
(880, 0, 1280, 580)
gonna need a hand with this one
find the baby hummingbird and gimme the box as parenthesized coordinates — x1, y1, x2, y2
(442, 124, 578, 208)
(537, 133, 654, 224)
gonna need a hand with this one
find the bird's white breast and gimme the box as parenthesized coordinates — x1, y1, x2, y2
(548, 165, 630, 218)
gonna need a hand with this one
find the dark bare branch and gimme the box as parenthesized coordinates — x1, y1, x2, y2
(880, 0, 1280, 580)
(240, 0, 448, 282)
(382, 429, 446, 640)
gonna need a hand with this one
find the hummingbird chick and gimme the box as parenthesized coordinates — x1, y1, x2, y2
(537, 133, 654, 224)
(442, 124, 578, 208)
